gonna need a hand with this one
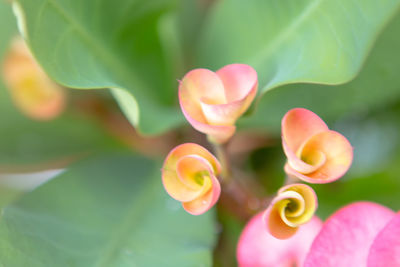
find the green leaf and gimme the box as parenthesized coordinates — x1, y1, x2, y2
(240, 11, 400, 133)
(0, 2, 17, 57)
(0, 93, 123, 167)
(198, 0, 400, 93)
(14, 0, 184, 135)
(314, 170, 400, 219)
(0, 153, 217, 266)
(0, 4, 124, 168)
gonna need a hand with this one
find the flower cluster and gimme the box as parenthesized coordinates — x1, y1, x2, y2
(263, 108, 353, 239)
(161, 64, 353, 250)
(162, 63, 257, 215)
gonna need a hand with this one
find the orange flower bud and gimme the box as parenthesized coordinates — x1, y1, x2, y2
(282, 108, 353, 183)
(179, 64, 257, 144)
(162, 143, 221, 215)
(263, 183, 317, 239)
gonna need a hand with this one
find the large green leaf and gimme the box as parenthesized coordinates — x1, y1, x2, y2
(0, 154, 216, 266)
(198, 0, 400, 93)
(14, 0, 184, 135)
(0, 3, 123, 168)
(240, 11, 400, 133)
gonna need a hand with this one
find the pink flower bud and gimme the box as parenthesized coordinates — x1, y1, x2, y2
(162, 143, 221, 215)
(282, 108, 353, 183)
(179, 64, 257, 143)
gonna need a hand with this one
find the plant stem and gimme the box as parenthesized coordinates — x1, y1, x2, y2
(213, 143, 232, 182)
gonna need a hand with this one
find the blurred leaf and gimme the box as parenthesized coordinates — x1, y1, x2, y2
(0, 80, 124, 167)
(14, 0, 184, 135)
(0, 2, 17, 56)
(0, 4, 124, 168)
(240, 11, 400, 133)
(0, 93, 124, 168)
(198, 0, 400, 93)
(0, 153, 217, 266)
(314, 170, 400, 219)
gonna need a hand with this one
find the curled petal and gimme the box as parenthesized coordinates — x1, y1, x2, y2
(264, 184, 317, 239)
(237, 212, 322, 267)
(162, 143, 221, 215)
(368, 212, 400, 267)
(179, 64, 257, 143)
(182, 174, 221, 215)
(285, 130, 353, 183)
(282, 108, 352, 183)
(163, 143, 221, 174)
(282, 108, 328, 154)
(2, 37, 65, 120)
(304, 202, 395, 267)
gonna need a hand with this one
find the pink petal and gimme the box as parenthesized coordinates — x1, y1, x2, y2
(282, 108, 328, 155)
(368, 212, 400, 267)
(179, 65, 257, 143)
(200, 99, 249, 126)
(179, 77, 236, 143)
(199, 64, 257, 126)
(216, 64, 258, 102)
(285, 130, 353, 184)
(304, 202, 395, 267)
(237, 212, 322, 267)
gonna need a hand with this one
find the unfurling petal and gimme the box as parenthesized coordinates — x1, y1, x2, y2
(237, 212, 322, 267)
(162, 143, 221, 215)
(282, 108, 353, 183)
(304, 202, 395, 267)
(2, 37, 65, 120)
(264, 183, 317, 239)
(179, 64, 257, 143)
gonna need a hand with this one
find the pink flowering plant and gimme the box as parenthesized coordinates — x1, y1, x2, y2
(1, 0, 400, 266)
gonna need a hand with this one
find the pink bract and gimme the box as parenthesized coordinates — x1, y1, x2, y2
(179, 64, 257, 144)
(161, 143, 221, 215)
(282, 108, 353, 183)
(367, 212, 400, 267)
(237, 212, 322, 267)
(304, 202, 396, 267)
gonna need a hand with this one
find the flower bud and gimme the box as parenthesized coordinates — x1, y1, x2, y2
(179, 64, 257, 143)
(162, 143, 221, 215)
(2, 37, 65, 120)
(282, 108, 353, 183)
(263, 183, 317, 239)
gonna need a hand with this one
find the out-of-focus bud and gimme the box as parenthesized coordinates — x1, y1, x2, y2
(2, 37, 65, 120)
